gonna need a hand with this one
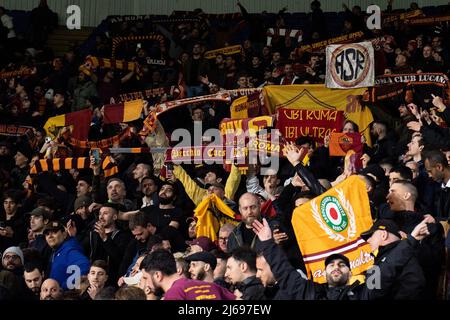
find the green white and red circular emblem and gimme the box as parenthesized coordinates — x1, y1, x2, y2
(320, 196, 348, 232)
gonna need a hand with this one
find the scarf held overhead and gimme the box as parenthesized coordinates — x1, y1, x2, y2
(44, 109, 93, 140)
(103, 99, 144, 124)
(194, 194, 239, 241)
(139, 92, 231, 136)
(30, 156, 118, 177)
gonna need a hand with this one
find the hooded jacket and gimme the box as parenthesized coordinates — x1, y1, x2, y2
(49, 237, 90, 290)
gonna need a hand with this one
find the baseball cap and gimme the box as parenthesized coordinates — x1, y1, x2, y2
(186, 236, 217, 252)
(324, 253, 350, 269)
(185, 251, 217, 270)
(74, 195, 92, 212)
(359, 164, 385, 183)
(43, 221, 65, 235)
(26, 207, 51, 220)
(360, 219, 401, 241)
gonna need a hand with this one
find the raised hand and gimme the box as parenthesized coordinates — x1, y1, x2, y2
(406, 121, 422, 132)
(283, 142, 303, 167)
(431, 94, 446, 112)
(252, 218, 272, 241)
(291, 173, 305, 188)
(360, 153, 371, 168)
(407, 103, 420, 119)
(411, 218, 431, 241)
(94, 221, 107, 241)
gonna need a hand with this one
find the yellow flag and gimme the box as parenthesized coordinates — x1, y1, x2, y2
(292, 175, 374, 283)
(194, 194, 238, 241)
(263, 84, 373, 146)
(230, 96, 249, 119)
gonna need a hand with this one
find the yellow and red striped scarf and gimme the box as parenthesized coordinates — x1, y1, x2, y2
(30, 156, 118, 177)
(66, 128, 132, 149)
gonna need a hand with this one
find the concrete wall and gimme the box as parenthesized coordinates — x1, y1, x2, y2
(4, 0, 449, 27)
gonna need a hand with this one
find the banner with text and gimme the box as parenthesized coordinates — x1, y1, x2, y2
(326, 41, 375, 89)
(292, 175, 374, 283)
(263, 85, 374, 146)
(276, 108, 344, 143)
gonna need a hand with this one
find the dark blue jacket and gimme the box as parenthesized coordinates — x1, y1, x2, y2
(49, 237, 90, 290)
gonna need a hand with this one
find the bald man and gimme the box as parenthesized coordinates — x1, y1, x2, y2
(227, 193, 276, 252)
(40, 279, 63, 300)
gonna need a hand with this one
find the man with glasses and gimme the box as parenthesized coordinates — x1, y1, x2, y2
(218, 223, 235, 253)
(0, 246, 26, 299)
(2, 246, 23, 272)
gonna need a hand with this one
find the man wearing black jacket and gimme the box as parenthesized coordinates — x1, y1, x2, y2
(360, 219, 426, 299)
(256, 252, 290, 300)
(225, 247, 265, 300)
(227, 193, 277, 253)
(424, 150, 450, 220)
(82, 203, 131, 285)
(252, 217, 432, 300)
(386, 180, 445, 299)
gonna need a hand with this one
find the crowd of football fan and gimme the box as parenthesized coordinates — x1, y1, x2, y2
(0, 0, 450, 300)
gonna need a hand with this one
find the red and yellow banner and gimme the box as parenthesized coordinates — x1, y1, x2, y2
(292, 175, 374, 283)
(230, 91, 266, 119)
(329, 132, 363, 156)
(103, 99, 144, 124)
(44, 109, 93, 140)
(276, 108, 344, 143)
(263, 84, 373, 146)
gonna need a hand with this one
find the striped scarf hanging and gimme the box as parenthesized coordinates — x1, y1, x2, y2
(66, 127, 132, 149)
(30, 156, 118, 177)
(79, 55, 138, 77)
(266, 28, 303, 46)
